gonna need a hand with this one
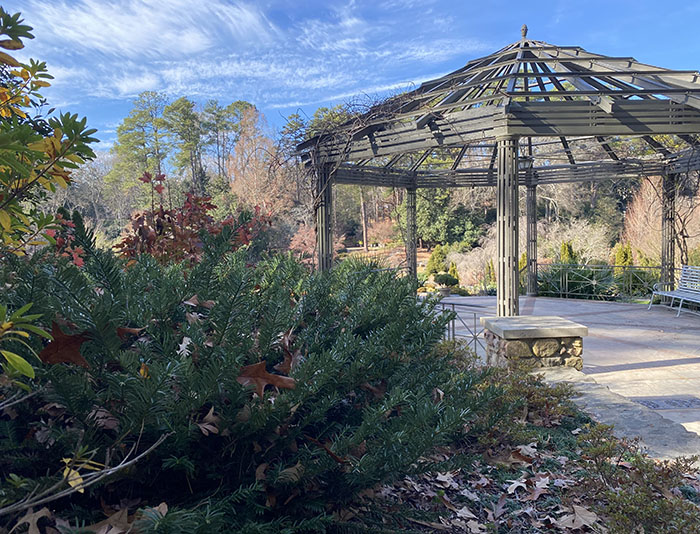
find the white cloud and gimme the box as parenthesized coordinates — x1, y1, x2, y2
(13, 0, 494, 128)
(23, 0, 278, 59)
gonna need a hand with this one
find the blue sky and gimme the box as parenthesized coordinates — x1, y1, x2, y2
(7, 0, 700, 149)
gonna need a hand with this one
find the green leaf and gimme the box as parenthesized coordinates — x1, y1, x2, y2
(1, 349, 34, 378)
(9, 302, 33, 320)
(20, 324, 51, 339)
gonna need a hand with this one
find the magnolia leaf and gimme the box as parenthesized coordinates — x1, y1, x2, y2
(0, 51, 20, 67)
(0, 39, 23, 50)
(1, 349, 34, 378)
(63, 466, 84, 492)
(236, 361, 295, 398)
(0, 209, 11, 230)
(38, 322, 89, 368)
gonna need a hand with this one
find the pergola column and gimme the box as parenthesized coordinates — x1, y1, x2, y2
(315, 165, 333, 271)
(496, 136, 520, 317)
(661, 173, 677, 289)
(405, 187, 417, 279)
(526, 181, 538, 296)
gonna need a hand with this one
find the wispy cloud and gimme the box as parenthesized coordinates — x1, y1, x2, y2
(14, 0, 493, 132)
(24, 0, 278, 58)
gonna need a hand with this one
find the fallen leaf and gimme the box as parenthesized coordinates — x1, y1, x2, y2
(183, 295, 215, 309)
(82, 508, 131, 534)
(12, 507, 51, 534)
(177, 337, 192, 356)
(274, 348, 302, 375)
(116, 326, 144, 341)
(89, 407, 119, 431)
(277, 461, 304, 483)
(406, 518, 449, 530)
(183, 295, 200, 307)
(436, 472, 459, 489)
(492, 494, 507, 520)
(38, 322, 89, 368)
(439, 494, 458, 511)
(139, 363, 149, 378)
(255, 463, 268, 481)
(466, 520, 487, 533)
(507, 478, 527, 494)
(196, 406, 220, 436)
(456, 506, 477, 520)
(556, 504, 601, 530)
(459, 488, 480, 501)
(237, 361, 295, 398)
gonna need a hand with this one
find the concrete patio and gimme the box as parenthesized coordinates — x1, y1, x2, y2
(442, 295, 700, 437)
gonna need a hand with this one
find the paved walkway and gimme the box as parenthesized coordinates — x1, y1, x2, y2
(441, 295, 700, 452)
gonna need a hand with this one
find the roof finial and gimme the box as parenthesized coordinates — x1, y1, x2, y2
(521, 24, 528, 39)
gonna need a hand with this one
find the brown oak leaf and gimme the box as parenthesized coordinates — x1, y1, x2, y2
(274, 348, 302, 375)
(236, 361, 295, 397)
(39, 322, 90, 368)
(116, 326, 145, 341)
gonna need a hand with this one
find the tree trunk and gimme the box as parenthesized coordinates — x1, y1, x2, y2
(360, 187, 368, 252)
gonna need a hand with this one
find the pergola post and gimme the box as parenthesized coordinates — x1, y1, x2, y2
(315, 165, 333, 271)
(661, 173, 677, 289)
(405, 187, 417, 279)
(496, 136, 520, 317)
(526, 181, 538, 296)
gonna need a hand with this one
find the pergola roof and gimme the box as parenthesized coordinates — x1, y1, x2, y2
(299, 26, 700, 188)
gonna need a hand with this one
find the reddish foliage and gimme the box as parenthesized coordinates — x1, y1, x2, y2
(53, 213, 85, 268)
(288, 224, 345, 264)
(116, 174, 270, 264)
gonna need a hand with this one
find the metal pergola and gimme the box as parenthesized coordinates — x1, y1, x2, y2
(298, 25, 700, 316)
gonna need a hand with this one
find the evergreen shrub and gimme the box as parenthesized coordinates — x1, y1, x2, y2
(425, 244, 447, 274)
(0, 220, 497, 532)
(433, 273, 458, 287)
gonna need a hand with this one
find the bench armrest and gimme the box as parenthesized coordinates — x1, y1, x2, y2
(652, 282, 673, 292)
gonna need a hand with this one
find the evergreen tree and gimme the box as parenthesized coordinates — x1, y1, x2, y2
(202, 99, 253, 183)
(560, 241, 577, 264)
(426, 244, 447, 274)
(448, 261, 459, 283)
(164, 97, 206, 192)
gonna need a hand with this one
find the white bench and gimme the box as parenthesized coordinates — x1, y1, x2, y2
(648, 265, 700, 316)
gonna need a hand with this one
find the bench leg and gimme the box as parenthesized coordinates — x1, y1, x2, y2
(677, 299, 684, 317)
(648, 294, 654, 310)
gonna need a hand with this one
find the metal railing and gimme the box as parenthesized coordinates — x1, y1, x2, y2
(536, 263, 681, 300)
(439, 302, 485, 353)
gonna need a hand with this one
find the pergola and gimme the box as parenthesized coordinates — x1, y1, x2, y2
(298, 26, 700, 316)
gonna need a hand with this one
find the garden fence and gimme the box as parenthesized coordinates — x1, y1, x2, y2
(535, 263, 682, 300)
